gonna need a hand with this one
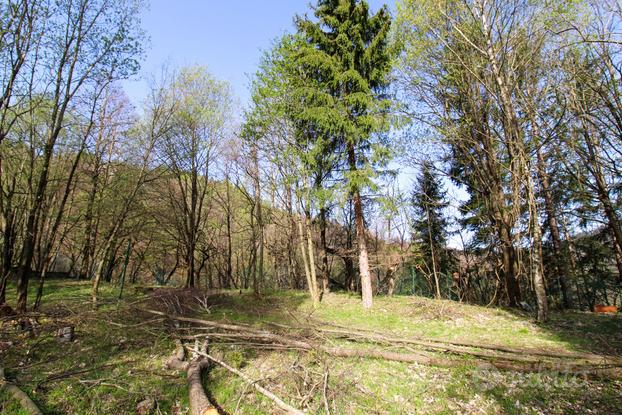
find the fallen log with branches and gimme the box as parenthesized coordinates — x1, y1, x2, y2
(166, 339, 218, 415)
(308, 319, 616, 363)
(167, 336, 305, 414)
(145, 308, 622, 380)
(311, 326, 622, 367)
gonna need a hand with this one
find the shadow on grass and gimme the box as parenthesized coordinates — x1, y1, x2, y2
(442, 361, 622, 415)
(501, 306, 622, 357)
(1, 279, 191, 414)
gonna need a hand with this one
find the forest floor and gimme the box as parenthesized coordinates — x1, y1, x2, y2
(1, 279, 622, 415)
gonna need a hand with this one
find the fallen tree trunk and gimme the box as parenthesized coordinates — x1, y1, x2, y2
(0, 366, 43, 415)
(145, 309, 622, 380)
(145, 309, 312, 349)
(314, 327, 622, 366)
(166, 340, 218, 415)
(321, 346, 622, 379)
(310, 319, 615, 363)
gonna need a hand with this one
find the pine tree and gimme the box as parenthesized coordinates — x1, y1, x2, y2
(295, 0, 393, 309)
(411, 161, 450, 299)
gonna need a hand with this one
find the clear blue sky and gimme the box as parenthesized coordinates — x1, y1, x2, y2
(123, 0, 393, 108)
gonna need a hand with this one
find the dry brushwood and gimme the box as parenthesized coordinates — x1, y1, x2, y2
(0, 366, 43, 415)
(145, 309, 622, 380)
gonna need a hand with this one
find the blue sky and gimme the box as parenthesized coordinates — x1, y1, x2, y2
(122, 0, 468, 247)
(124, 0, 392, 108)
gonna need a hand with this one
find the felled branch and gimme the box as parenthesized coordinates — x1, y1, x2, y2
(194, 350, 305, 415)
(146, 309, 622, 380)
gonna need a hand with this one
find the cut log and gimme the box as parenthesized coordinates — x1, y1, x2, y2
(0, 366, 43, 415)
(57, 326, 75, 342)
(166, 340, 218, 415)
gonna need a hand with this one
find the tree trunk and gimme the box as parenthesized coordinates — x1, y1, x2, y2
(186, 242, 196, 288)
(252, 145, 263, 295)
(536, 148, 572, 307)
(526, 168, 548, 322)
(304, 208, 319, 303)
(298, 215, 313, 301)
(319, 207, 330, 294)
(425, 202, 442, 299)
(225, 179, 233, 289)
(585, 131, 622, 282)
(0, 206, 15, 305)
(347, 144, 373, 308)
(498, 223, 521, 306)
(92, 221, 124, 305)
(286, 184, 298, 289)
(80, 167, 99, 280)
(386, 265, 396, 296)
(353, 189, 372, 308)
(34, 252, 57, 310)
(166, 341, 218, 415)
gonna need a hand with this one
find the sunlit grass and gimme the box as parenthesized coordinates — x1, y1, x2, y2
(1, 280, 621, 414)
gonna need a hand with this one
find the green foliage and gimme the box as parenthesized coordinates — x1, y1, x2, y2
(294, 0, 394, 194)
(411, 162, 449, 251)
(244, 0, 396, 219)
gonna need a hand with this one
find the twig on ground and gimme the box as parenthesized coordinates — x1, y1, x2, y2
(108, 318, 165, 328)
(322, 366, 330, 415)
(195, 349, 305, 415)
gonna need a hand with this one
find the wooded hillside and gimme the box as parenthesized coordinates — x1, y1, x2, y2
(1, 0, 622, 414)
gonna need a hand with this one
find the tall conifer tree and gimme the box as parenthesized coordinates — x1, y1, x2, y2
(411, 161, 450, 299)
(295, 0, 392, 308)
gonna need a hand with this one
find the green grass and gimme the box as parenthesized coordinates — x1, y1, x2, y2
(0, 389, 30, 415)
(1, 280, 621, 414)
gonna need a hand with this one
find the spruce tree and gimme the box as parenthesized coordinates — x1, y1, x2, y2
(411, 161, 450, 299)
(295, 0, 393, 308)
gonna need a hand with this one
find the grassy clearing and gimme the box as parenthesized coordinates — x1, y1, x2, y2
(2, 280, 188, 414)
(1, 280, 621, 414)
